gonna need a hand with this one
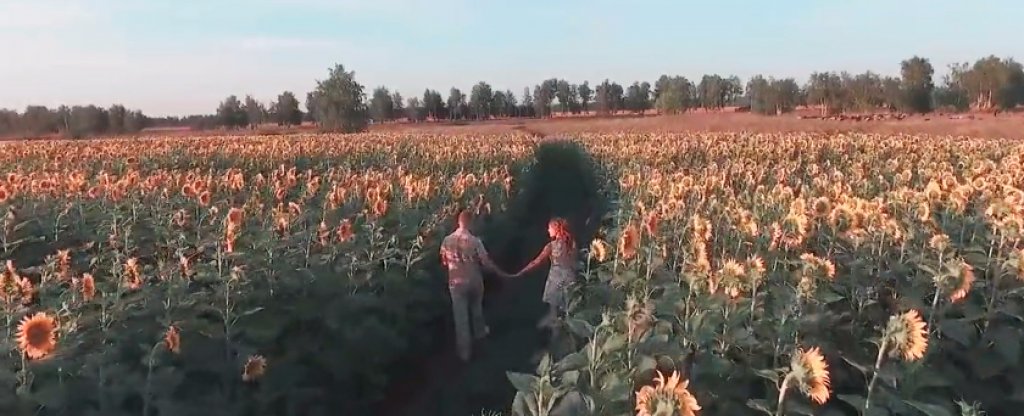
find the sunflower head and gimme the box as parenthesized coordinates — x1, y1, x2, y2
(928, 233, 951, 253)
(17, 312, 58, 360)
(789, 347, 830, 405)
(635, 370, 701, 416)
(243, 354, 267, 382)
(164, 325, 181, 354)
(885, 309, 928, 361)
(589, 238, 609, 262)
(80, 273, 96, 301)
(619, 222, 640, 260)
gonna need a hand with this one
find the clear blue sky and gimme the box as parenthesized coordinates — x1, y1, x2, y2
(1, 0, 1021, 117)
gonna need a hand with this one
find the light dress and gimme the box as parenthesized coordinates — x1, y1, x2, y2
(541, 239, 576, 311)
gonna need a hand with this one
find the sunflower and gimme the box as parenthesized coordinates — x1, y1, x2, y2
(589, 238, 609, 262)
(80, 273, 96, 301)
(17, 312, 57, 360)
(790, 347, 830, 405)
(717, 260, 746, 299)
(164, 325, 181, 354)
(885, 309, 928, 361)
(619, 222, 640, 260)
(197, 191, 211, 207)
(635, 370, 701, 416)
(928, 233, 951, 253)
(335, 219, 355, 243)
(124, 258, 142, 290)
(243, 354, 267, 382)
(949, 261, 974, 303)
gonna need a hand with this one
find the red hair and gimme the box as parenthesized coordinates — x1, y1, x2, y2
(549, 217, 575, 247)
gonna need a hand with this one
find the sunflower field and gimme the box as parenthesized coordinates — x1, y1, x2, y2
(2, 132, 1023, 416)
(509, 133, 1024, 416)
(0, 134, 531, 415)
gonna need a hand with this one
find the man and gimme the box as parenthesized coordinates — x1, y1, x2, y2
(440, 209, 509, 361)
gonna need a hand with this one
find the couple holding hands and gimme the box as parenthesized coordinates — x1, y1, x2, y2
(439, 209, 577, 362)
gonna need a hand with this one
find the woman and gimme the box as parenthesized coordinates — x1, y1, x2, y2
(512, 217, 578, 328)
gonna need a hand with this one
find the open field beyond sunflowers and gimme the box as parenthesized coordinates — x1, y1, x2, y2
(1, 132, 1023, 416)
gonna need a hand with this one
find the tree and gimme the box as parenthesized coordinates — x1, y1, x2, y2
(21, 106, 58, 135)
(747, 76, 800, 115)
(625, 81, 652, 114)
(305, 92, 319, 124)
(842, 71, 885, 111)
(447, 87, 467, 120)
(533, 79, 557, 117)
(521, 87, 535, 118)
(492, 90, 508, 118)
(369, 86, 395, 122)
(217, 95, 248, 129)
(469, 81, 494, 120)
(107, 104, 128, 134)
(68, 105, 109, 138)
(696, 75, 743, 110)
(578, 82, 593, 114)
(950, 56, 1024, 110)
(310, 64, 368, 133)
(900, 56, 935, 113)
(881, 77, 903, 111)
(0, 109, 18, 136)
(422, 89, 445, 120)
(244, 95, 264, 128)
(405, 97, 423, 122)
(806, 72, 847, 115)
(654, 75, 695, 114)
(555, 80, 573, 114)
(274, 91, 303, 126)
(124, 110, 148, 133)
(505, 89, 519, 117)
(392, 91, 405, 120)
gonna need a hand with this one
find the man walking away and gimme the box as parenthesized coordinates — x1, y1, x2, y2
(440, 209, 509, 362)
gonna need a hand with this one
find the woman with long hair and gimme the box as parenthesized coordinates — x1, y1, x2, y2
(512, 217, 578, 328)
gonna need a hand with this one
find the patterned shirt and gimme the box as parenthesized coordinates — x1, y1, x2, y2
(440, 228, 490, 286)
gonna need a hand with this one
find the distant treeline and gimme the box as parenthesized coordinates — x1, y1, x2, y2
(0, 105, 150, 139)
(3, 54, 1022, 137)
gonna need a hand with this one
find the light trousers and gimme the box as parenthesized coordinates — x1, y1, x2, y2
(450, 277, 487, 361)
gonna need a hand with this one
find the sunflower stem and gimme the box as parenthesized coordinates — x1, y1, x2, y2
(775, 372, 795, 416)
(864, 337, 889, 412)
(142, 342, 160, 416)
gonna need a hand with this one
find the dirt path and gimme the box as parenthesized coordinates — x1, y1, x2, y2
(375, 139, 607, 416)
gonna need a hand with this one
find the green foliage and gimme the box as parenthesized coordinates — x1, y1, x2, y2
(900, 56, 935, 113)
(310, 64, 369, 133)
(370, 86, 396, 123)
(654, 75, 696, 115)
(217, 95, 248, 129)
(746, 76, 800, 115)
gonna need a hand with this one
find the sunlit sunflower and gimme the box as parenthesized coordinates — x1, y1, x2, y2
(928, 233, 950, 253)
(635, 370, 701, 416)
(17, 312, 57, 360)
(243, 354, 267, 382)
(885, 309, 928, 361)
(589, 238, 609, 262)
(335, 219, 355, 243)
(619, 222, 640, 260)
(80, 273, 96, 301)
(164, 325, 181, 354)
(790, 347, 831, 405)
(949, 261, 975, 303)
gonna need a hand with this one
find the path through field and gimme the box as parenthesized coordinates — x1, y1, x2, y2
(375, 139, 607, 416)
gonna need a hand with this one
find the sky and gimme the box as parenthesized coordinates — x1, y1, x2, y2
(1, 0, 1022, 117)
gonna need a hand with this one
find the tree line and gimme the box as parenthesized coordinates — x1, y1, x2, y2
(0, 104, 150, 139)
(3, 54, 1022, 137)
